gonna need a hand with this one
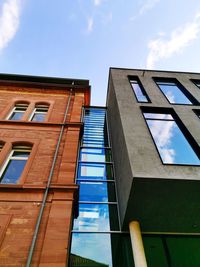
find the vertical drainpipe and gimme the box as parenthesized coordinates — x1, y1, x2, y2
(26, 89, 73, 267)
(129, 221, 148, 267)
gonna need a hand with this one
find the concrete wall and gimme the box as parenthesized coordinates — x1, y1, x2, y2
(107, 68, 200, 227)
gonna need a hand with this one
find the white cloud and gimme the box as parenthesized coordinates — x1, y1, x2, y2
(149, 118, 176, 163)
(87, 17, 94, 33)
(0, 0, 22, 53)
(146, 11, 200, 68)
(139, 0, 160, 15)
(94, 0, 102, 6)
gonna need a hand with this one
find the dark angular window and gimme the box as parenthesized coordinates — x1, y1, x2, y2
(0, 145, 32, 184)
(154, 78, 199, 105)
(129, 76, 150, 103)
(142, 109, 200, 165)
(193, 109, 200, 119)
(191, 79, 200, 89)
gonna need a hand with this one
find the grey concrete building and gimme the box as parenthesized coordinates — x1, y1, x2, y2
(106, 68, 200, 267)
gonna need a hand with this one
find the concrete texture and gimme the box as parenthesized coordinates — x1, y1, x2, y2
(107, 68, 200, 230)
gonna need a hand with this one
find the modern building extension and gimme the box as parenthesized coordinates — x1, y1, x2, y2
(0, 68, 199, 267)
(107, 68, 200, 267)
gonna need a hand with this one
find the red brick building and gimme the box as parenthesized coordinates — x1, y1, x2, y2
(0, 74, 90, 266)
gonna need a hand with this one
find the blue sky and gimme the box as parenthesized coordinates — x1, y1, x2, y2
(0, 0, 200, 105)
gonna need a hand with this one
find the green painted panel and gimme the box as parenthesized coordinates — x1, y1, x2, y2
(166, 236, 200, 267)
(143, 236, 169, 267)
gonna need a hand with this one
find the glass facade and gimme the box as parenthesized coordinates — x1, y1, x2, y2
(69, 108, 133, 266)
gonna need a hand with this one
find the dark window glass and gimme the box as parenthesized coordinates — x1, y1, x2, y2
(193, 110, 200, 119)
(191, 80, 200, 88)
(0, 147, 31, 184)
(143, 112, 200, 165)
(73, 204, 119, 231)
(78, 181, 116, 202)
(130, 79, 150, 102)
(156, 80, 198, 105)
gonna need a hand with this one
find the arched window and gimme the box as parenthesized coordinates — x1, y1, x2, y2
(29, 103, 49, 122)
(7, 102, 29, 121)
(0, 144, 32, 184)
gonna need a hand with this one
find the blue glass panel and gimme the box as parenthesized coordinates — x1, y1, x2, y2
(157, 82, 192, 104)
(78, 163, 113, 180)
(31, 113, 46, 122)
(9, 112, 24, 120)
(78, 181, 116, 202)
(70, 233, 113, 266)
(73, 204, 110, 231)
(130, 80, 149, 102)
(80, 148, 111, 162)
(1, 160, 27, 184)
(146, 119, 200, 165)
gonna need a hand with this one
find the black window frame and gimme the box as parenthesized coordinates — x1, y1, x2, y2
(153, 77, 199, 106)
(191, 79, 200, 89)
(128, 75, 151, 103)
(141, 106, 200, 166)
(193, 109, 200, 119)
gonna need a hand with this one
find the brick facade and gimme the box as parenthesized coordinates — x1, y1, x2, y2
(0, 77, 90, 266)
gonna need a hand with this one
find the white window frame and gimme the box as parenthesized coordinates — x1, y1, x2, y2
(0, 146, 31, 183)
(6, 103, 29, 120)
(29, 105, 49, 121)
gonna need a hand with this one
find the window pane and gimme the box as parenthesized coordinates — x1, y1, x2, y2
(12, 151, 30, 158)
(80, 148, 112, 162)
(78, 181, 116, 202)
(31, 113, 46, 122)
(70, 233, 113, 266)
(73, 204, 119, 231)
(9, 112, 24, 120)
(130, 80, 149, 102)
(157, 82, 192, 104)
(1, 159, 27, 184)
(143, 113, 173, 120)
(78, 163, 113, 180)
(146, 117, 200, 165)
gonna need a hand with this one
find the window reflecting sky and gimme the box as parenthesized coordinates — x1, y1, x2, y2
(145, 113, 200, 165)
(1, 160, 27, 183)
(71, 233, 112, 266)
(157, 82, 192, 104)
(130, 80, 149, 102)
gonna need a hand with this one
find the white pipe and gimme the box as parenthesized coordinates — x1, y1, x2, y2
(129, 221, 148, 267)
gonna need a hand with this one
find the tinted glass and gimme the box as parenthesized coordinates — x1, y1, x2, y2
(70, 233, 113, 266)
(73, 204, 119, 231)
(157, 82, 192, 104)
(31, 113, 46, 122)
(130, 80, 149, 102)
(80, 148, 112, 162)
(78, 181, 116, 202)
(9, 112, 24, 121)
(1, 159, 27, 184)
(78, 163, 113, 180)
(146, 117, 200, 165)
